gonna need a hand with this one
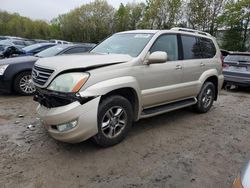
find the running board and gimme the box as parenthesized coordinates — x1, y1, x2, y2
(141, 98, 197, 119)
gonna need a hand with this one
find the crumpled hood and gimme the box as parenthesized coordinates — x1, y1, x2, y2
(34, 53, 133, 73)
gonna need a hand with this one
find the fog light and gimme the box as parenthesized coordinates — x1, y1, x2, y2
(56, 120, 78, 132)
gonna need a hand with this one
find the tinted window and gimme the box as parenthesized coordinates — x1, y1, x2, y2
(181, 35, 200, 59)
(150, 35, 178, 61)
(63, 47, 88, 54)
(199, 37, 216, 58)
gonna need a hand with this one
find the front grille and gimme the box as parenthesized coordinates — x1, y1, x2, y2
(32, 66, 54, 86)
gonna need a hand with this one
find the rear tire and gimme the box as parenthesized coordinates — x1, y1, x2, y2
(193, 82, 215, 113)
(93, 95, 133, 147)
(13, 71, 36, 95)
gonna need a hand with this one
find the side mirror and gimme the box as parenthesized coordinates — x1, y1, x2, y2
(148, 51, 168, 64)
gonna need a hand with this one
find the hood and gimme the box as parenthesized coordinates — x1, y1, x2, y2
(0, 56, 39, 65)
(34, 53, 133, 73)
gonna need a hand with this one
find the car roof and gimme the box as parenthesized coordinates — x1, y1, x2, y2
(118, 30, 160, 34)
(117, 29, 214, 39)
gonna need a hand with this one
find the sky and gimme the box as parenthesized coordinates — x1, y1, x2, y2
(1, 0, 145, 21)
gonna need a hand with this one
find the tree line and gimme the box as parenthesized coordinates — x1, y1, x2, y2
(0, 0, 249, 51)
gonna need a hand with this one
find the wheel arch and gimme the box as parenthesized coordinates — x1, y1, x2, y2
(11, 69, 32, 91)
(79, 76, 142, 121)
(199, 69, 219, 101)
(204, 76, 218, 100)
(100, 87, 140, 121)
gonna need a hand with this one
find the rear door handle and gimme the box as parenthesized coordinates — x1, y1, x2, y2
(176, 65, 182, 70)
(200, 63, 205, 67)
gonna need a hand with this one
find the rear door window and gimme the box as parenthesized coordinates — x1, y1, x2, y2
(181, 35, 201, 60)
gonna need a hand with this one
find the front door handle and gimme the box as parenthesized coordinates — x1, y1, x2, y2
(200, 63, 205, 67)
(176, 65, 182, 70)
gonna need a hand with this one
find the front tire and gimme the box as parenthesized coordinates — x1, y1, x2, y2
(93, 95, 133, 147)
(13, 71, 36, 95)
(193, 82, 215, 113)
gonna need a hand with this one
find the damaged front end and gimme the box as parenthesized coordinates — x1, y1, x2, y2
(33, 88, 95, 108)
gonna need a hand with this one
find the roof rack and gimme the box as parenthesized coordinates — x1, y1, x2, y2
(171, 27, 211, 37)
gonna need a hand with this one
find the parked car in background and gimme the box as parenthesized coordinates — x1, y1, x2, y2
(0, 45, 25, 59)
(0, 39, 27, 48)
(49, 39, 72, 44)
(223, 52, 250, 87)
(33, 28, 224, 147)
(34, 39, 49, 43)
(0, 43, 96, 95)
(23, 39, 37, 46)
(0, 36, 9, 40)
(233, 161, 250, 188)
(21, 43, 56, 56)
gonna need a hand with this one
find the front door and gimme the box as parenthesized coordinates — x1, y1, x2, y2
(141, 34, 183, 108)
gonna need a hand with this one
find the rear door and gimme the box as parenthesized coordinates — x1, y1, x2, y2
(180, 35, 204, 97)
(199, 37, 218, 72)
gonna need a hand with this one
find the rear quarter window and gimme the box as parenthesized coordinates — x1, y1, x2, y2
(181, 35, 216, 60)
(199, 37, 216, 58)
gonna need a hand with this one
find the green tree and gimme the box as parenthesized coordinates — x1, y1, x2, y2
(143, 0, 182, 29)
(186, 0, 225, 34)
(114, 3, 130, 32)
(58, 0, 115, 43)
(221, 0, 250, 51)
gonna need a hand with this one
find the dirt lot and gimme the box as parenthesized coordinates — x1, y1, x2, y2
(0, 89, 249, 188)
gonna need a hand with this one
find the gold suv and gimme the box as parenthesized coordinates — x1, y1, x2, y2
(32, 28, 224, 147)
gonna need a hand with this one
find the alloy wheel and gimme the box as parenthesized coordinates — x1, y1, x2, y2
(19, 75, 36, 94)
(101, 106, 127, 138)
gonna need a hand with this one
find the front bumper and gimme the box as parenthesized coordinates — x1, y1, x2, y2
(0, 76, 12, 93)
(37, 96, 100, 143)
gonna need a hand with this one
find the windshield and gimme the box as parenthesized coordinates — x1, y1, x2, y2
(91, 33, 153, 57)
(225, 54, 250, 62)
(36, 45, 67, 58)
(23, 43, 43, 52)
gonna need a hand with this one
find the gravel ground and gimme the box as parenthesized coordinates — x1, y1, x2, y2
(0, 89, 249, 188)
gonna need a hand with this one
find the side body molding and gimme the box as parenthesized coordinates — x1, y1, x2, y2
(79, 76, 142, 120)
